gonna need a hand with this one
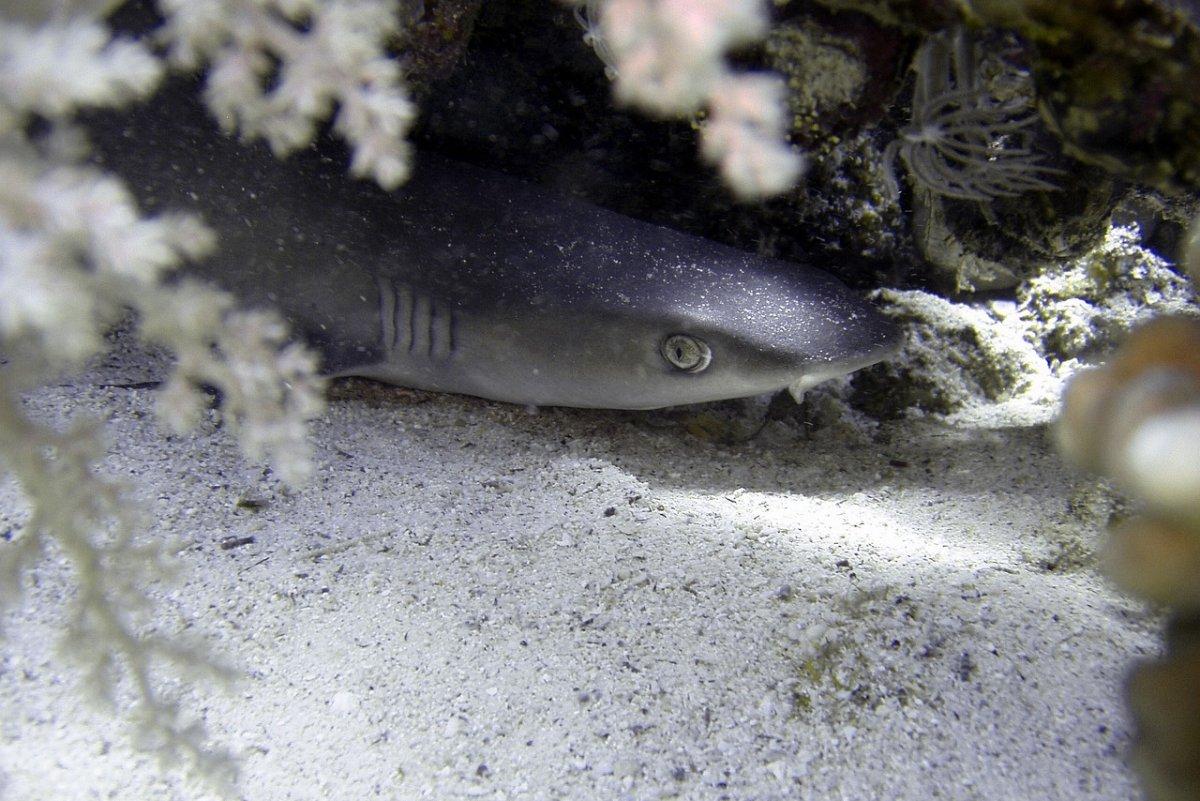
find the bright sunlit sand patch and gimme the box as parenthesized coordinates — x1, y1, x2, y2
(0, 383, 1157, 801)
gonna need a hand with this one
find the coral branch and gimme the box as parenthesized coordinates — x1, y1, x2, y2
(1, 5, 329, 791)
(571, 0, 804, 199)
(0, 378, 238, 790)
(157, 0, 417, 188)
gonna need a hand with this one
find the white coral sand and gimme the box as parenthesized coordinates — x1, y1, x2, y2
(0, 347, 1160, 801)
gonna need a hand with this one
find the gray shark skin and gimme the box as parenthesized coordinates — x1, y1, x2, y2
(88, 81, 900, 409)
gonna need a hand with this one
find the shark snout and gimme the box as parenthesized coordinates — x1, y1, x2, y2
(785, 303, 903, 399)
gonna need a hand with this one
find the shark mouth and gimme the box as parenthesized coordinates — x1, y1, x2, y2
(786, 340, 902, 402)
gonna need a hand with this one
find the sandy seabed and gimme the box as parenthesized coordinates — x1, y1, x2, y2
(0, 360, 1161, 801)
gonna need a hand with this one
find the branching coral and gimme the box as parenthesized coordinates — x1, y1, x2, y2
(0, 391, 240, 788)
(571, 0, 805, 200)
(2, 0, 814, 791)
(0, 1, 341, 789)
(157, 0, 418, 188)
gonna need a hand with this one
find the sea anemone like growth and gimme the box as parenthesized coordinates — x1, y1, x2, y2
(885, 27, 1060, 202)
(573, 0, 618, 80)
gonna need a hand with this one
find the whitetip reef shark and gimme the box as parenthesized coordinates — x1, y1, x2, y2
(88, 81, 901, 410)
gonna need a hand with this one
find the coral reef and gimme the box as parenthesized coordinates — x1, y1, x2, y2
(762, 9, 903, 147)
(962, 0, 1200, 190)
(884, 26, 1059, 203)
(401, 0, 485, 94)
(849, 288, 1056, 416)
(1020, 224, 1196, 364)
(835, 215, 1193, 421)
(808, 0, 1200, 190)
(0, 0, 837, 791)
(911, 165, 1115, 293)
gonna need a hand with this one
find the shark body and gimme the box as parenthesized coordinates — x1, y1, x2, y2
(89, 82, 900, 409)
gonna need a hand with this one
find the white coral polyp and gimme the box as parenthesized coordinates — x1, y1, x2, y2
(0, 18, 161, 121)
(703, 120, 805, 200)
(39, 167, 131, 235)
(166, 0, 417, 188)
(707, 72, 786, 130)
(0, 229, 101, 362)
(589, 0, 803, 197)
(205, 46, 272, 133)
(660, 0, 764, 55)
(702, 74, 804, 199)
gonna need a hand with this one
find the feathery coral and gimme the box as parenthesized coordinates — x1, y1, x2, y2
(886, 27, 1059, 203)
(0, 2, 331, 788)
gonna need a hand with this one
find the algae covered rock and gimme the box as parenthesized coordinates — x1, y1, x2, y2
(960, 0, 1200, 188)
(848, 289, 1055, 416)
(1020, 225, 1196, 363)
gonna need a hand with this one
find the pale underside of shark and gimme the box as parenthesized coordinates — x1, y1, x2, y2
(88, 81, 901, 410)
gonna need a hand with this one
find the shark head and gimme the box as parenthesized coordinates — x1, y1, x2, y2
(460, 251, 902, 410)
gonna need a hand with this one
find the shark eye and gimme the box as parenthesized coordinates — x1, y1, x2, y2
(661, 334, 712, 373)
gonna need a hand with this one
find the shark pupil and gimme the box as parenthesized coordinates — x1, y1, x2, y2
(662, 334, 712, 373)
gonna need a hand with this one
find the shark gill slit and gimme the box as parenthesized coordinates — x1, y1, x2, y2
(397, 282, 414, 353)
(377, 275, 396, 355)
(430, 300, 453, 359)
(378, 277, 455, 360)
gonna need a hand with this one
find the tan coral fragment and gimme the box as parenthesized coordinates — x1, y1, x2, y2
(1104, 517, 1200, 611)
(1058, 316, 1200, 521)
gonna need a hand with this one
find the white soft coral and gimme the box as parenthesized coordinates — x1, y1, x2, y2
(0, 5, 332, 789)
(574, 0, 804, 199)
(159, 0, 417, 188)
